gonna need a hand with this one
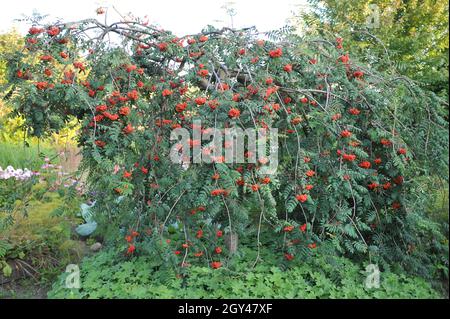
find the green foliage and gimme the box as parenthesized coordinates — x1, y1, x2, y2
(47, 246, 441, 299)
(302, 0, 449, 98)
(364, 175, 449, 295)
(0, 30, 23, 86)
(0, 174, 37, 231)
(0, 178, 84, 282)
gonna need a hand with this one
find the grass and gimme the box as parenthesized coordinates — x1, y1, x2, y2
(0, 142, 58, 171)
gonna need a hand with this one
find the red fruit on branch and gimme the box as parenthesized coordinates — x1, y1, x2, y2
(40, 55, 53, 62)
(343, 154, 356, 162)
(35, 81, 49, 90)
(284, 253, 294, 261)
(123, 124, 134, 135)
(197, 69, 209, 77)
(348, 108, 360, 115)
(380, 138, 392, 146)
(339, 54, 349, 64)
(95, 140, 106, 148)
(398, 148, 407, 155)
(123, 171, 132, 179)
(126, 64, 137, 73)
(283, 64, 293, 73)
(211, 189, 227, 196)
(353, 70, 364, 78)
(290, 117, 303, 125)
(127, 244, 135, 254)
(47, 26, 60, 37)
(208, 99, 219, 110)
(218, 83, 230, 91)
(300, 224, 307, 232)
(158, 42, 168, 51)
(96, 105, 108, 112)
(296, 194, 308, 203)
(29, 26, 44, 35)
(268, 48, 282, 58)
(332, 113, 342, 121)
(127, 90, 139, 101)
(228, 108, 241, 119)
(393, 176, 404, 185)
(305, 170, 315, 177)
(119, 107, 130, 116)
(27, 38, 38, 45)
(359, 161, 371, 169)
(96, 7, 106, 15)
(175, 102, 187, 112)
(195, 97, 206, 105)
(340, 130, 352, 138)
(73, 61, 85, 71)
(392, 202, 401, 210)
(211, 261, 221, 269)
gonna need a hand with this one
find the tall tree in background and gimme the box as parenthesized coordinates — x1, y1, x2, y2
(302, 0, 449, 98)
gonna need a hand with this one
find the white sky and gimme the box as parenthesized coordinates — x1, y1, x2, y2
(0, 0, 310, 36)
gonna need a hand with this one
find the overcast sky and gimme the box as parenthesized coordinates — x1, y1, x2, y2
(0, 0, 310, 36)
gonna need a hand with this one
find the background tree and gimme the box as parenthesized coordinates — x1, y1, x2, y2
(301, 0, 449, 98)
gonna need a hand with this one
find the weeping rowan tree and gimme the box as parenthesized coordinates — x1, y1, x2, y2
(3, 16, 448, 272)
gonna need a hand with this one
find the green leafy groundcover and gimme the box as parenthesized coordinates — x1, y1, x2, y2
(48, 247, 440, 299)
